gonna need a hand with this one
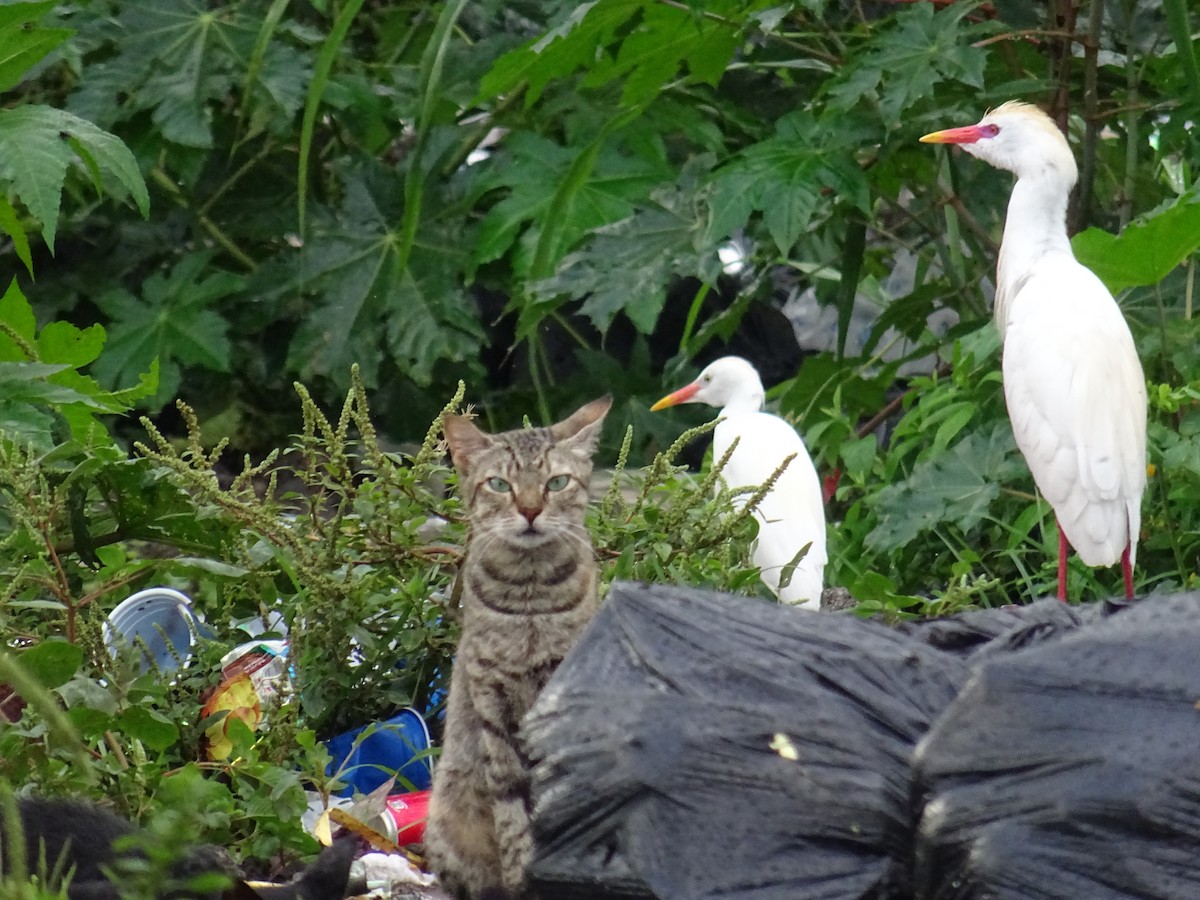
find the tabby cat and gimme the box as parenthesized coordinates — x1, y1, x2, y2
(425, 396, 612, 900)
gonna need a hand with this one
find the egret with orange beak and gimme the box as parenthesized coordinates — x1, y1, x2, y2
(652, 356, 827, 607)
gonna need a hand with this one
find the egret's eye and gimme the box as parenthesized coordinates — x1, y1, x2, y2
(981, 123, 1000, 137)
(487, 476, 511, 492)
(546, 474, 570, 492)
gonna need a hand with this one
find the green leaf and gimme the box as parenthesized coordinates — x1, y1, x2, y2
(827, 2, 994, 124)
(839, 434, 877, 481)
(471, 130, 672, 279)
(68, 1, 250, 149)
(529, 165, 719, 335)
(480, 0, 747, 110)
(707, 111, 870, 254)
(1072, 194, 1200, 294)
(92, 252, 241, 402)
(583, 3, 739, 107)
(0, 277, 38, 353)
(0, 106, 149, 252)
(866, 424, 1023, 551)
(0, 1, 70, 93)
(0, 193, 32, 277)
(17, 640, 84, 690)
(278, 167, 483, 387)
(117, 706, 180, 752)
(478, 1, 642, 106)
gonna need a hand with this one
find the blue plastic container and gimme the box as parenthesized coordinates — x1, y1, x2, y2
(324, 708, 433, 797)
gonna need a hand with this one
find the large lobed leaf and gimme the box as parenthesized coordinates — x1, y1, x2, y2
(68, 0, 291, 149)
(471, 130, 671, 279)
(0, 106, 149, 254)
(479, 0, 767, 108)
(1072, 193, 1200, 294)
(275, 167, 484, 387)
(827, 2, 995, 125)
(866, 423, 1025, 552)
(529, 163, 721, 335)
(707, 111, 871, 254)
(91, 252, 240, 405)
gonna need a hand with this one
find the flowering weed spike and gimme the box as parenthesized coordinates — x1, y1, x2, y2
(415, 380, 466, 469)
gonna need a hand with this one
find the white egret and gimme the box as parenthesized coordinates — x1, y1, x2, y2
(921, 101, 1146, 600)
(651, 356, 827, 607)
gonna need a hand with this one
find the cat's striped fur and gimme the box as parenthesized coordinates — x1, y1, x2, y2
(425, 397, 611, 900)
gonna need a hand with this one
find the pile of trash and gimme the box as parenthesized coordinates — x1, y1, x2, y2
(99, 587, 440, 898)
(522, 583, 1200, 900)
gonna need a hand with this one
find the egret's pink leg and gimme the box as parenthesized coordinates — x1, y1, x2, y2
(1121, 544, 1134, 600)
(1056, 520, 1068, 602)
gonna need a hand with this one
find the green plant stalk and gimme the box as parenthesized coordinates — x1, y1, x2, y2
(836, 216, 866, 359)
(677, 279, 712, 354)
(1075, 0, 1104, 233)
(600, 424, 634, 519)
(1120, 46, 1138, 230)
(149, 169, 256, 271)
(298, 0, 366, 233)
(397, 0, 471, 275)
(525, 335, 554, 425)
(1163, 0, 1200, 105)
(238, 0, 292, 131)
(1186, 257, 1194, 321)
(939, 156, 966, 287)
(1154, 462, 1187, 583)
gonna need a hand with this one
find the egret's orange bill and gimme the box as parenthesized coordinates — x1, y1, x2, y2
(650, 382, 699, 411)
(919, 125, 986, 144)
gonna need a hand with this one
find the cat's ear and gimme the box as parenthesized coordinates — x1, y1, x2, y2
(552, 395, 612, 457)
(443, 414, 493, 476)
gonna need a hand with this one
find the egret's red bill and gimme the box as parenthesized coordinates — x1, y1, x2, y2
(920, 125, 988, 144)
(650, 382, 699, 411)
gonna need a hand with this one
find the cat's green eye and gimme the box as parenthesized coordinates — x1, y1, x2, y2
(546, 474, 570, 492)
(487, 476, 511, 492)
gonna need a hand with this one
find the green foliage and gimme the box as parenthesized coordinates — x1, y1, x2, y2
(1, 0, 1199, 874)
(1, 315, 759, 871)
(1073, 194, 1200, 293)
(92, 252, 241, 404)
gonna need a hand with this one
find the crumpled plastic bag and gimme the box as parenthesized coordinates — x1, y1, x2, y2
(913, 592, 1200, 899)
(523, 581, 969, 900)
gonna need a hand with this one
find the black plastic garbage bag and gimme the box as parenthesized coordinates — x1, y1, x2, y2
(522, 582, 970, 900)
(913, 592, 1200, 899)
(900, 596, 1124, 659)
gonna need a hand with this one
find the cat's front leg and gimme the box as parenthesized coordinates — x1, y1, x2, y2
(472, 684, 535, 896)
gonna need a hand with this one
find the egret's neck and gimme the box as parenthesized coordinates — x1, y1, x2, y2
(719, 390, 764, 417)
(995, 170, 1074, 330)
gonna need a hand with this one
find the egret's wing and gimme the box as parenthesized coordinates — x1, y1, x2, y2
(1002, 256, 1147, 566)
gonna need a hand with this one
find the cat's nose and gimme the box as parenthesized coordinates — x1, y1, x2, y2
(517, 504, 542, 524)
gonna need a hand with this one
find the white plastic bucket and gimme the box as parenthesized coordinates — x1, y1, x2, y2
(103, 587, 200, 673)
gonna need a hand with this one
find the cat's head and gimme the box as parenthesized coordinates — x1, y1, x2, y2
(443, 396, 611, 548)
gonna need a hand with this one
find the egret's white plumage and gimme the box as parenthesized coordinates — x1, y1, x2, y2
(921, 101, 1147, 597)
(651, 356, 827, 607)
